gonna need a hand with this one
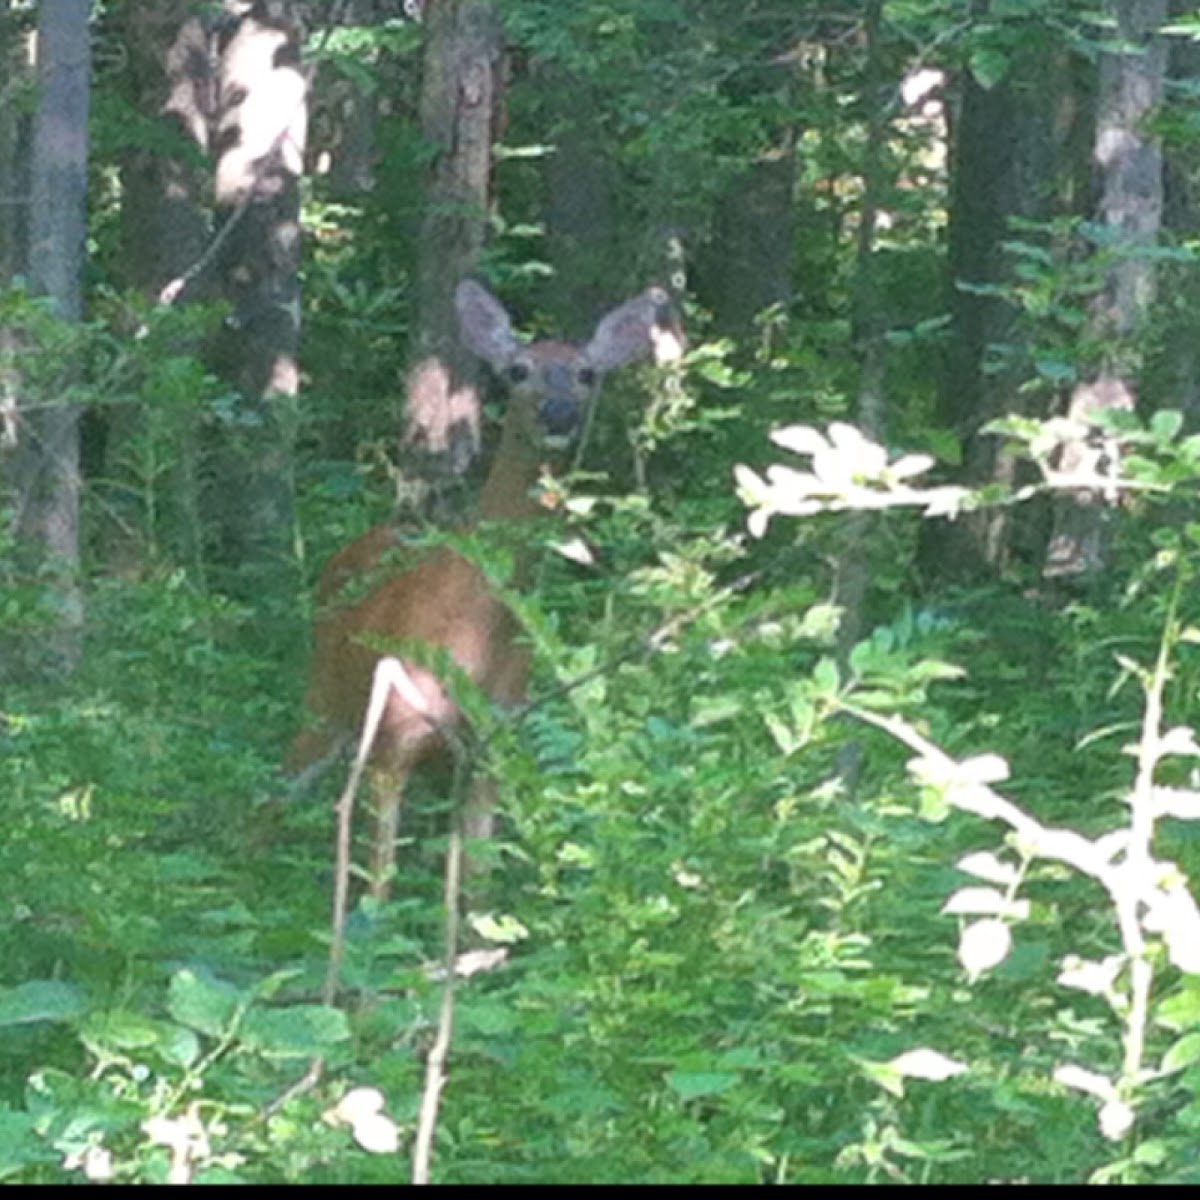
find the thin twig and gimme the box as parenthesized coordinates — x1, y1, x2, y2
(411, 821, 463, 1185)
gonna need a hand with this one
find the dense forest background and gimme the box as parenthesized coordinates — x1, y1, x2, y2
(2, 0, 1200, 1184)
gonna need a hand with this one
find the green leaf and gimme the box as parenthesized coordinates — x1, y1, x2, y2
(1162, 1032, 1200, 1074)
(1157, 982, 1200, 1031)
(0, 1106, 52, 1179)
(239, 1005, 350, 1059)
(160, 1026, 202, 1070)
(167, 969, 242, 1037)
(969, 48, 1010, 89)
(460, 998, 518, 1037)
(1151, 409, 1184, 441)
(0, 981, 85, 1027)
(89, 1010, 158, 1051)
(666, 1070, 739, 1100)
(812, 657, 840, 696)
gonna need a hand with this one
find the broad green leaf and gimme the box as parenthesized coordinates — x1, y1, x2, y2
(460, 998, 518, 1037)
(240, 1005, 350, 1058)
(160, 1026, 202, 1070)
(1151, 409, 1184, 441)
(666, 1070, 739, 1100)
(969, 48, 1010, 89)
(79, 1009, 166, 1052)
(0, 981, 84, 1027)
(1162, 1031, 1200, 1074)
(168, 969, 242, 1037)
(1157, 982, 1200, 1031)
(0, 1106, 52, 1179)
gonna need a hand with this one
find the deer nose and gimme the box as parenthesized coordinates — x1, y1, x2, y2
(539, 397, 580, 436)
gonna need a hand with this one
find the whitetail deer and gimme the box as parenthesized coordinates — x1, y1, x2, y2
(287, 279, 670, 897)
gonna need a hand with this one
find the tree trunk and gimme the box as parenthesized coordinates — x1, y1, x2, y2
(209, 0, 308, 591)
(538, 66, 619, 332)
(0, 2, 33, 458)
(1157, 0, 1200, 423)
(1044, 0, 1166, 580)
(103, 2, 215, 577)
(699, 151, 796, 339)
(833, 0, 886, 793)
(401, 0, 504, 524)
(3, 0, 90, 678)
(920, 6, 1083, 581)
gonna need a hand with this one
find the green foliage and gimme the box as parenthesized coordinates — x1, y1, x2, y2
(5, 0, 1200, 1186)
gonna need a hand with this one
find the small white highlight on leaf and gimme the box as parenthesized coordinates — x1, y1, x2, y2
(551, 536, 595, 566)
(889, 1047, 968, 1082)
(326, 1087, 401, 1155)
(1158, 726, 1200, 758)
(957, 918, 1012, 977)
(469, 912, 529, 945)
(64, 1144, 114, 1183)
(1099, 1098, 1136, 1141)
(889, 452, 935, 481)
(770, 424, 829, 457)
(957, 754, 1010, 785)
(353, 1112, 401, 1155)
(332, 1087, 386, 1124)
(941, 886, 1009, 917)
(1057, 955, 1124, 998)
(1143, 878, 1200, 974)
(956, 851, 1019, 887)
(1053, 1064, 1117, 1102)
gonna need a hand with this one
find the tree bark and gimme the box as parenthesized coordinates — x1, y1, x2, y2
(539, 65, 619, 332)
(209, 0, 308, 589)
(401, 0, 504, 524)
(102, 2, 215, 577)
(1157, 0, 1200, 422)
(921, 5, 1083, 582)
(3, 0, 91, 677)
(834, 0, 886, 793)
(0, 2, 33, 458)
(698, 151, 796, 339)
(1044, 0, 1166, 580)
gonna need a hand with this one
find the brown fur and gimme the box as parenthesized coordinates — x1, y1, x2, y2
(287, 280, 666, 896)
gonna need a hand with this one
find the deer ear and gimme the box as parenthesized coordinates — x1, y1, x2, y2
(455, 280, 520, 369)
(583, 287, 672, 373)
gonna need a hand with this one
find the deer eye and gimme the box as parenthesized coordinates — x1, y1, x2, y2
(506, 361, 531, 384)
(577, 366, 597, 387)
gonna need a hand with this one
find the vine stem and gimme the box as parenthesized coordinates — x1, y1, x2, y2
(411, 807, 465, 1183)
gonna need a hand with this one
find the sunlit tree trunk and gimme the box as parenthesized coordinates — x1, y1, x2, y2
(401, 0, 504, 525)
(3, 0, 90, 677)
(1044, 0, 1166, 580)
(208, 0, 308, 591)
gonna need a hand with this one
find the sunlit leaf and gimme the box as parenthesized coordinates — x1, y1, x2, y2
(957, 919, 1012, 977)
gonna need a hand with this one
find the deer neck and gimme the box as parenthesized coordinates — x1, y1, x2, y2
(477, 426, 564, 524)
(474, 427, 566, 589)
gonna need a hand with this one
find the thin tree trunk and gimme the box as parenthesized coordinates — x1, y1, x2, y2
(1044, 0, 1166, 580)
(209, 0, 308, 591)
(1158, 0, 1200, 423)
(103, 3, 214, 578)
(4, 0, 91, 677)
(0, 2, 33, 459)
(539, 66, 618, 332)
(834, 0, 886, 792)
(921, 3, 1083, 582)
(401, 0, 504, 524)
